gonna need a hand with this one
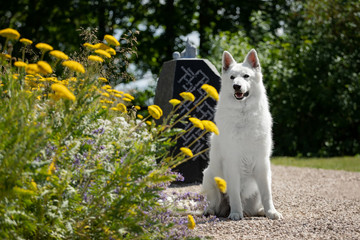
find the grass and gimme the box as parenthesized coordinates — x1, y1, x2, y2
(271, 156, 360, 172)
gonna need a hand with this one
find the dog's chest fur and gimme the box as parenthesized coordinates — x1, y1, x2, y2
(213, 93, 272, 171)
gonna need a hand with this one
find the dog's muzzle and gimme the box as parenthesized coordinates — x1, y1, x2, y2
(233, 84, 249, 100)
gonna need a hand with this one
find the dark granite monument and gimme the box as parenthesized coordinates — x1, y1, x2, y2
(154, 41, 221, 182)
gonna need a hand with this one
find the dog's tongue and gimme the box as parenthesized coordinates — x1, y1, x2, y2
(235, 92, 244, 98)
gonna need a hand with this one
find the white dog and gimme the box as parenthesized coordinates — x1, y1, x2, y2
(202, 49, 282, 220)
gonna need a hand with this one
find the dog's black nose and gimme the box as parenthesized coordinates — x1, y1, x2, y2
(233, 84, 241, 91)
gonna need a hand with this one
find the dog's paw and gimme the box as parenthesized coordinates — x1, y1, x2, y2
(228, 212, 243, 221)
(257, 207, 265, 216)
(265, 210, 283, 220)
(203, 208, 215, 217)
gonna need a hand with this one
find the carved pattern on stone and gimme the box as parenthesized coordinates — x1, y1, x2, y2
(176, 66, 215, 162)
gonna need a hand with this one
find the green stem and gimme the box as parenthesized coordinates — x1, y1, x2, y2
(127, 115, 151, 136)
(187, 131, 208, 148)
(171, 147, 210, 168)
(174, 125, 195, 142)
(168, 95, 209, 130)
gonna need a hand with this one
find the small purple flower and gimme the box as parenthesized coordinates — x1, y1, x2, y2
(73, 154, 81, 166)
(92, 127, 105, 135)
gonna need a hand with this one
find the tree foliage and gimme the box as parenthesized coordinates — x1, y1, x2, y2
(1, 0, 281, 74)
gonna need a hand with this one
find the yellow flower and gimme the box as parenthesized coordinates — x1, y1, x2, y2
(148, 105, 163, 119)
(110, 107, 118, 111)
(123, 93, 135, 100)
(0, 28, 20, 40)
(189, 117, 204, 130)
(102, 92, 110, 98)
(95, 49, 111, 58)
(51, 83, 76, 101)
(101, 85, 112, 90)
(88, 55, 104, 63)
(102, 106, 108, 109)
(20, 38, 33, 45)
(93, 43, 110, 50)
(83, 43, 96, 50)
(148, 106, 161, 119)
(116, 103, 127, 113)
(187, 215, 196, 229)
(169, 99, 181, 107)
(180, 92, 195, 102)
(180, 147, 193, 158)
(104, 34, 120, 46)
(146, 121, 152, 126)
(137, 114, 144, 119)
(47, 161, 56, 175)
(214, 177, 227, 193)
(202, 120, 219, 135)
(134, 105, 141, 110)
(37, 61, 53, 75)
(25, 64, 40, 75)
(35, 43, 53, 52)
(62, 60, 85, 74)
(13, 186, 35, 196)
(98, 77, 108, 82)
(30, 179, 37, 191)
(0, 53, 11, 59)
(14, 61, 27, 68)
(105, 48, 116, 56)
(49, 50, 69, 60)
(201, 84, 219, 101)
(123, 97, 132, 102)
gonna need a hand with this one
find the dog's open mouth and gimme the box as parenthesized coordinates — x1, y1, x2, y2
(234, 91, 249, 100)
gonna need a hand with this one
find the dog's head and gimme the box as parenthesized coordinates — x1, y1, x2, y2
(221, 49, 262, 101)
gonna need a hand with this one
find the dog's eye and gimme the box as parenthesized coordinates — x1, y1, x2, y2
(230, 76, 235, 80)
(243, 74, 249, 78)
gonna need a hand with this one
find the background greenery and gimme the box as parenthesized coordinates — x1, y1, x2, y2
(1, 0, 359, 156)
(271, 156, 360, 172)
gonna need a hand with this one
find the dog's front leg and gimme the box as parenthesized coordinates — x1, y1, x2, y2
(254, 162, 283, 220)
(224, 165, 243, 220)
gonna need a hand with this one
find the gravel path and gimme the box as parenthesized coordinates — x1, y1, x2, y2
(167, 165, 360, 239)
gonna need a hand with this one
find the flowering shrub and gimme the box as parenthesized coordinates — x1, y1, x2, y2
(0, 28, 218, 239)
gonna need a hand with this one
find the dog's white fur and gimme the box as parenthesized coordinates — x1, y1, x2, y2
(202, 50, 282, 220)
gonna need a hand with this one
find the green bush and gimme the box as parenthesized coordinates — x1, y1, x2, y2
(0, 28, 211, 239)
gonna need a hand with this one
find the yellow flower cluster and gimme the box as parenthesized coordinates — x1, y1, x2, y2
(83, 37, 117, 61)
(104, 34, 120, 46)
(189, 117, 204, 130)
(169, 99, 181, 107)
(36, 43, 54, 52)
(180, 147, 193, 157)
(180, 92, 195, 102)
(187, 215, 196, 229)
(50, 50, 69, 60)
(37, 61, 53, 75)
(88, 55, 104, 63)
(62, 60, 85, 74)
(0, 28, 20, 40)
(20, 38, 32, 45)
(148, 105, 163, 120)
(51, 83, 76, 101)
(97, 84, 138, 114)
(201, 84, 219, 101)
(214, 177, 227, 193)
(202, 120, 219, 135)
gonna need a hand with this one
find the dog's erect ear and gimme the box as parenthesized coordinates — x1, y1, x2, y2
(222, 51, 235, 72)
(244, 49, 260, 69)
